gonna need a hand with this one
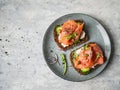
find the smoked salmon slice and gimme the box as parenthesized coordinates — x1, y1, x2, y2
(71, 43, 104, 72)
(54, 19, 88, 51)
(59, 20, 84, 46)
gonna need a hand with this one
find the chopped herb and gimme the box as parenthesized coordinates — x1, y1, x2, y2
(60, 54, 67, 75)
(84, 54, 89, 57)
(84, 44, 89, 50)
(77, 22, 82, 25)
(66, 32, 77, 40)
(78, 61, 81, 65)
(74, 39, 80, 44)
(72, 32, 77, 37)
(66, 35, 72, 39)
(56, 26, 61, 35)
(96, 52, 100, 60)
(72, 50, 78, 61)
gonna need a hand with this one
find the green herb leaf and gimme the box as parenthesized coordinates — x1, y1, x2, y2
(66, 32, 77, 40)
(84, 54, 89, 57)
(60, 54, 67, 75)
(56, 26, 61, 35)
(84, 44, 89, 50)
(66, 35, 72, 39)
(77, 22, 82, 25)
(72, 32, 77, 37)
(74, 39, 80, 44)
(78, 61, 81, 65)
(72, 50, 78, 61)
(96, 52, 100, 60)
(60, 54, 65, 60)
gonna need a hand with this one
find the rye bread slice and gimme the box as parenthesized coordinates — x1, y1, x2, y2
(70, 42, 104, 75)
(53, 20, 88, 51)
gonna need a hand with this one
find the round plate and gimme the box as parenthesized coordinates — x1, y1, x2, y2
(42, 13, 111, 82)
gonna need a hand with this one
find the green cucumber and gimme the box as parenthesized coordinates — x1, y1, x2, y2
(60, 54, 67, 75)
(80, 68, 90, 74)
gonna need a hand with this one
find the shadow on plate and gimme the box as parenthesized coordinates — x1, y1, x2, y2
(92, 16, 114, 75)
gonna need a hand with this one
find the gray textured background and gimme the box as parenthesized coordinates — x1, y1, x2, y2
(0, 0, 120, 90)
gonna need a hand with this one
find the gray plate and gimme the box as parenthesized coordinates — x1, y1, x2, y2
(42, 13, 111, 82)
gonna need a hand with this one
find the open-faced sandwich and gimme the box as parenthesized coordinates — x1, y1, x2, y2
(70, 42, 104, 75)
(54, 20, 88, 51)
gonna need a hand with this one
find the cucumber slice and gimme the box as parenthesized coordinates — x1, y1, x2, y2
(80, 68, 90, 74)
(56, 26, 61, 35)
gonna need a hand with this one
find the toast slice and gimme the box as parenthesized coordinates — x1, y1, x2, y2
(54, 20, 88, 51)
(70, 42, 104, 75)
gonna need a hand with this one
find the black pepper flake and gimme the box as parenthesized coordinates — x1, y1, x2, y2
(7, 63, 11, 65)
(18, 27, 21, 30)
(28, 56, 30, 59)
(0, 72, 3, 74)
(5, 52, 8, 55)
(3, 27, 5, 29)
(50, 50, 53, 52)
(0, 39, 2, 41)
(5, 39, 10, 42)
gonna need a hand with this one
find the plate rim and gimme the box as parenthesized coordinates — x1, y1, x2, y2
(42, 13, 111, 82)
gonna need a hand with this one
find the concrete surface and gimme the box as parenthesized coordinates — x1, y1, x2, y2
(0, 0, 120, 90)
